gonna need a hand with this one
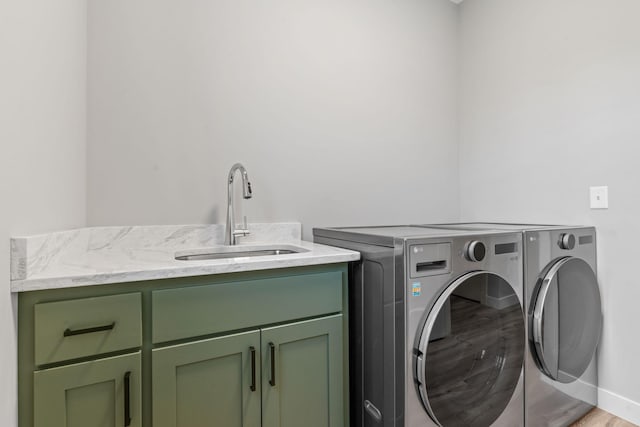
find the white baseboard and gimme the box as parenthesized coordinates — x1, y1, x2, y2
(598, 387, 640, 425)
(486, 293, 519, 310)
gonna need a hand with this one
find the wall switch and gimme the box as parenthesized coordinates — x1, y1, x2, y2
(590, 186, 608, 209)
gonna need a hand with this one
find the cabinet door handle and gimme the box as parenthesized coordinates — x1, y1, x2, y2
(63, 322, 115, 337)
(124, 371, 131, 427)
(269, 342, 276, 387)
(364, 400, 383, 422)
(249, 346, 256, 392)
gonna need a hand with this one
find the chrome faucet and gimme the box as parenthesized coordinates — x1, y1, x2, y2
(225, 163, 253, 245)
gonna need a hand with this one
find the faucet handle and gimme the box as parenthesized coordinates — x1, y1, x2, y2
(233, 216, 251, 237)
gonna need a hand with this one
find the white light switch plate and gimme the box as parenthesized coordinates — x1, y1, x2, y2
(590, 186, 608, 209)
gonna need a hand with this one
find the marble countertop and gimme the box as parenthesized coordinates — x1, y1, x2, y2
(10, 223, 359, 292)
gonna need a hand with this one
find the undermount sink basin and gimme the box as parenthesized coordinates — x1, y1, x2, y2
(175, 244, 308, 261)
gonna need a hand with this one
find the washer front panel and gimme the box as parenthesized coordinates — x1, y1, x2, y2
(415, 271, 525, 426)
(531, 256, 602, 383)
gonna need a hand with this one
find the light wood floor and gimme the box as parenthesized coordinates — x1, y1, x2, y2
(570, 408, 638, 427)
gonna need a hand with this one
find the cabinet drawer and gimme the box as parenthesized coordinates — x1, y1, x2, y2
(152, 271, 342, 343)
(35, 293, 142, 366)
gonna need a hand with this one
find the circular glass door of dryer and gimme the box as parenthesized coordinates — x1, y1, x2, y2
(531, 257, 602, 383)
(415, 272, 525, 427)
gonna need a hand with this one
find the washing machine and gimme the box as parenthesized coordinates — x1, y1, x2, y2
(313, 226, 526, 427)
(423, 223, 603, 426)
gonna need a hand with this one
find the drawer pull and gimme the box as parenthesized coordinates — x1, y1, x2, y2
(249, 346, 256, 392)
(269, 342, 276, 387)
(124, 371, 131, 426)
(63, 322, 116, 337)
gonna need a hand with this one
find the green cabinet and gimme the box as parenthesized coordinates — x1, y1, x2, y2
(151, 315, 343, 427)
(18, 264, 349, 427)
(152, 330, 261, 427)
(262, 315, 343, 427)
(33, 352, 141, 427)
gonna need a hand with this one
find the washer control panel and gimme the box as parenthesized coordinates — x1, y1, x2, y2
(409, 243, 451, 278)
(464, 240, 486, 262)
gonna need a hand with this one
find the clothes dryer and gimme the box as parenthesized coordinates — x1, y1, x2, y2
(423, 223, 602, 426)
(313, 226, 526, 427)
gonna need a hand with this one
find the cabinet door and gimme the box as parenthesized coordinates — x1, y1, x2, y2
(262, 314, 344, 427)
(152, 330, 261, 427)
(33, 352, 141, 427)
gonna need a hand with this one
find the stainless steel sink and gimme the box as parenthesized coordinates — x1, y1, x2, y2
(175, 245, 308, 261)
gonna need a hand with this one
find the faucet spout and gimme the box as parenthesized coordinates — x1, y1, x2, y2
(242, 177, 252, 199)
(225, 163, 253, 245)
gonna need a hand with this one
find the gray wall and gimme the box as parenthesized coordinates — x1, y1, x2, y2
(459, 0, 640, 419)
(0, 1, 87, 423)
(87, 0, 461, 237)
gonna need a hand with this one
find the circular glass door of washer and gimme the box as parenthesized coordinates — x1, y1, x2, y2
(415, 272, 525, 427)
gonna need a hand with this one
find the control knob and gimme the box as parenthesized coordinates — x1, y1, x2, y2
(558, 233, 576, 250)
(465, 241, 486, 262)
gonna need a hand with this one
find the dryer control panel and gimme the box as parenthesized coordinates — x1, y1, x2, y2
(558, 233, 576, 250)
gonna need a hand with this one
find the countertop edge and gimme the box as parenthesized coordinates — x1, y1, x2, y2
(11, 252, 360, 293)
